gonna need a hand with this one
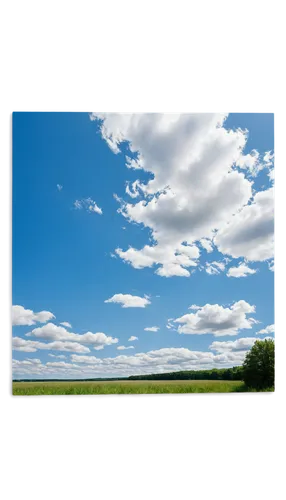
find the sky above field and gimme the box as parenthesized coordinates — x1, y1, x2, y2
(12, 113, 274, 379)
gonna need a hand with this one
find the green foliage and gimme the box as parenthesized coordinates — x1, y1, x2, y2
(242, 339, 275, 390)
(128, 366, 244, 381)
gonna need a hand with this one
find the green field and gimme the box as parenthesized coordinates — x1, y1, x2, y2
(12, 379, 248, 395)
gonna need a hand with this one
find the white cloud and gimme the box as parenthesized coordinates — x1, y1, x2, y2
(74, 200, 82, 209)
(144, 326, 160, 332)
(12, 305, 55, 326)
(57, 184, 63, 191)
(257, 324, 274, 335)
(174, 300, 257, 336)
(236, 149, 260, 175)
(227, 262, 257, 278)
(189, 305, 201, 310)
(200, 239, 213, 253)
(116, 244, 199, 278)
(48, 354, 67, 359)
(12, 337, 90, 353)
(104, 293, 151, 308)
(263, 151, 274, 167)
(268, 260, 274, 272)
(205, 260, 227, 275)
(14, 340, 255, 377)
(125, 180, 142, 199)
(215, 188, 274, 261)
(74, 197, 102, 215)
(60, 322, 72, 328)
(117, 346, 135, 350)
(26, 323, 118, 349)
(209, 337, 259, 353)
(128, 336, 138, 341)
(90, 113, 257, 277)
(46, 361, 79, 369)
(69, 346, 247, 376)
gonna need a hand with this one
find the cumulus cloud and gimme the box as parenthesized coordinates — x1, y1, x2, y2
(268, 169, 274, 183)
(227, 262, 257, 278)
(90, 113, 262, 277)
(12, 305, 55, 326)
(116, 244, 199, 278)
(60, 322, 72, 328)
(74, 197, 102, 215)
(174, 300, 257, 336)
(26, 323, 118, 349)
(104, 293, 151, 308)
(69, 346, 247, 376)
(200, 239, 213, 253)
(209, 337, 259, 353)
(263, 151, 274, 167)
(48, 354, 67, 359)
(117, 346, 134, 350)
(257, 324, 274, 335)
(12, 337, 90, 353)
(144, 326, 160, 332)
(128, 336, 138, 341)
(125, 180, 142, 199)
(215, 188, 274, 261)
(14, 338, 259, 377)
(205, 260, 227, 275)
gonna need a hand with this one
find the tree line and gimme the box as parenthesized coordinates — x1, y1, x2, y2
(129, 366, 243, 381)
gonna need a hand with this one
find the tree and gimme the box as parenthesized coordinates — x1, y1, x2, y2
(242, 339, 275, 390)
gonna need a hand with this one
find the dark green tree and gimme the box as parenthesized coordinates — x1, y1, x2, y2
(242, 339, 275, 390)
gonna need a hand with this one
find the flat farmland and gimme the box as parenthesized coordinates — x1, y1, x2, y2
(12, 379, 246, 395)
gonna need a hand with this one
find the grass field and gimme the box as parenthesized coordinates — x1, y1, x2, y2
(12, 379, 248, 395)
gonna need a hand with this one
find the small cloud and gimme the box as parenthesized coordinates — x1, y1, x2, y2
(128, 336, 138, 341)
(57, 184, 63, 191)
(60, 322, 72, 328)
(227, 262, 257, 278)
(144, 326, 160, 332)
(257, 324, 274, 335)
(117, 345, 135, 350)
(105, 293, 151, 308)
(48, 354, 67, 359)
(74, 200, 83, 209)
(268, 260, 274, 272)
(74, 198, 103, 215)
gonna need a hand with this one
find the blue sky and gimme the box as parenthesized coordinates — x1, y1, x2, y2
(12, 113, 274, 378)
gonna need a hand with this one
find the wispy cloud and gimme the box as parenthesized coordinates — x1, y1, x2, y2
(74, 198, 103, 215)
(117, 345, 134, 350)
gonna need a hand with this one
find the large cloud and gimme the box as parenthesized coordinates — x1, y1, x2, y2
(174, 300, 257, 336)
(12, 337, 90, 353)
(12, 305, 55, 326)
(14, 339, 261, 378)
(215, 188, 274, 261)
(209, 337, 259, 353)
(104, 293, 151, 308)
(26, 323, 118, 350)
(90, 113, 270, 277)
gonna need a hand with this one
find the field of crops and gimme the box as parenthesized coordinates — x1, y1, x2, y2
(12, 379, 247, 395)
